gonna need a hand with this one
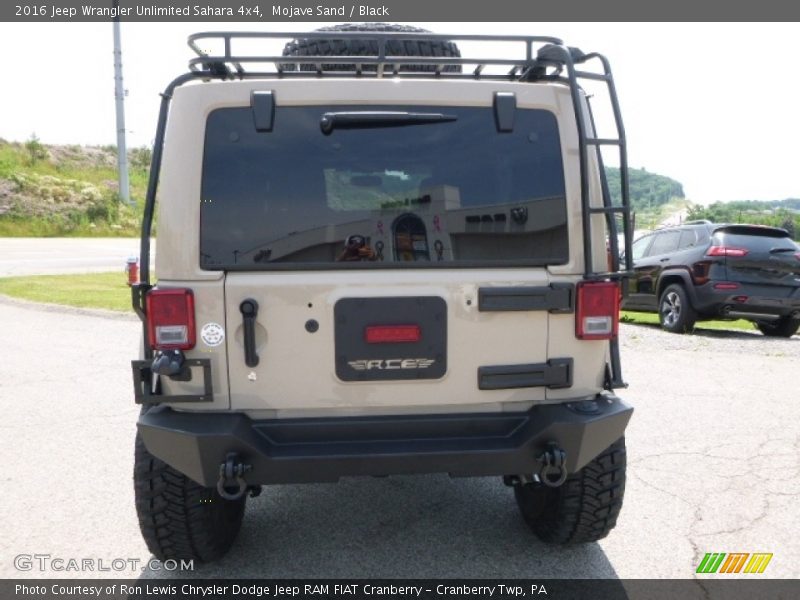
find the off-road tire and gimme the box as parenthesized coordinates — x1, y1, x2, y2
(659, 283, 697, 333)
(134, 433, 246, 562)
(282, 23, 462, 73)
(514, 438, 626, 544)
(756, 316, 800, 338)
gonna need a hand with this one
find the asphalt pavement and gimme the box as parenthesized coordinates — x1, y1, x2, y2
(0, 299, 797, 582)
(0, 238, 153, 276)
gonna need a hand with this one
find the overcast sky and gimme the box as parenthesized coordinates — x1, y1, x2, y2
(0, 22, 797, 204)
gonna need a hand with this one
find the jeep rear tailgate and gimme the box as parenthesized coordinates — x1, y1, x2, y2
(223, 270, 563, 415)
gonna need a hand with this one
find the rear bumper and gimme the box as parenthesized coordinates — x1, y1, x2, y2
(137, 395, 633, 487)
(692, 282, 800, 319)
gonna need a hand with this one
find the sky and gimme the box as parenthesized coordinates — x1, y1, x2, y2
(0, 21, 798, 204)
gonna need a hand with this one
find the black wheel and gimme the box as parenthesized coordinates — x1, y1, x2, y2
(282, 23, 462, 73)
(658, 284, 696, 333)
(756, 316, 800, 338)
(134, 433, 246, 562)
(514, 438, 626, 544)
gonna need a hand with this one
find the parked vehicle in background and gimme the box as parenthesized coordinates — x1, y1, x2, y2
(623, 220, 800, 336)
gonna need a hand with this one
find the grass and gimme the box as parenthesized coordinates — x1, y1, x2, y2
(621, 310, 756, 333)
(0, 272, 132, 312)
(0, 142, 149, 191)
(0, 216, 140, 237)
(0, 141, 149, 237)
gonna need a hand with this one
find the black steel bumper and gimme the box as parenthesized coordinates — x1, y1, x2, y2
(138, 396, 632, 487)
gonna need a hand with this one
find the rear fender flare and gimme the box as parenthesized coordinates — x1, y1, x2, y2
(657, 269, 698, 307)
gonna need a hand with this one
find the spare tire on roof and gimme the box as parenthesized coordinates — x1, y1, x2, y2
(281, 23, 462, 73)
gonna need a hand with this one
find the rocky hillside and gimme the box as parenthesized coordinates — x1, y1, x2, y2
(0, 138, 149, 236)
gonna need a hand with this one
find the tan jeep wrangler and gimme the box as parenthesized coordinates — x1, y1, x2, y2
(131, 24, 634, 561)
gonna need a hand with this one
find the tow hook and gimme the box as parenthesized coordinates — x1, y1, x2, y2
(537, 442, 568, 488)
(152, 350, 185, 377)
(217, 453, 252, 501)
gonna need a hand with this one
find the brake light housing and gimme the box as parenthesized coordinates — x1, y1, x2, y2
(576, 281, 620, 340)
(146, 288, 196, 350)
(707, 246, 749, 257)
(365, 324, 421, 344)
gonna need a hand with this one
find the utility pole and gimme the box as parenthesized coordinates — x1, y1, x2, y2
(112, 1, 131, 204)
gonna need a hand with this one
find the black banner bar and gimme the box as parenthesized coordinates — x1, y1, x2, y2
(3, 0, 800, 22)
(4, 579, 800, 600)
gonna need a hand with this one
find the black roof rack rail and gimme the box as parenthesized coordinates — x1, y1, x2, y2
(655, 219, 710, 230)
(186, 31, 569, 80)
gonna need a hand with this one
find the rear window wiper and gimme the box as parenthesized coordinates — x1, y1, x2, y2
(320, 111, 457, 135)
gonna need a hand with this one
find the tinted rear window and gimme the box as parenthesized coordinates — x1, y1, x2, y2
(199, 105, 567, 269)
(647, 230, 681, 256)
(712, 230, 797, 253)
(678, 229, 699, 250)
(630, 235, 653, 260)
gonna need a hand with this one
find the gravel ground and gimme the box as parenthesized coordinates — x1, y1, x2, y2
(621, 320, 800, 357)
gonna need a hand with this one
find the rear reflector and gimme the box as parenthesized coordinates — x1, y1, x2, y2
(575, 281, 619, 340)
(714, 282, 740, 290)
(146, 288, 196, 350)
(707, 246, 749, 257)
(365, 324, 421, 344)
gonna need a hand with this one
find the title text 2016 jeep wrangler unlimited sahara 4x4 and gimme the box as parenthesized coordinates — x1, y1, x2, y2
(131, 25, 634, 561)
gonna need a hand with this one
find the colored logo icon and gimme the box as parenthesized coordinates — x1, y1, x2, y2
(696, 553, 773, 574)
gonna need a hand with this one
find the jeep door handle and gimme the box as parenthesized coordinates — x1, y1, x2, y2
(239, 299, 260, 368)
(660, 257, 670, 262)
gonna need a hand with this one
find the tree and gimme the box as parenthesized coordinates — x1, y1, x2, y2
(605, 166, 685, 210)
(129, 146, 152, 170)
(780, 214, 796, 239)
(25, 133, 47, 165)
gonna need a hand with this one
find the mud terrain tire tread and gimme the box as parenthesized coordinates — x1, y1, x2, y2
(514, 437, 627, 544)
(282, 23, 462, 73)
(134, 434, 246, 562)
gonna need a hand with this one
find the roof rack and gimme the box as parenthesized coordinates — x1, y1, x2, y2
(655, 219, 711, 230)
(186, 31, 573, 80)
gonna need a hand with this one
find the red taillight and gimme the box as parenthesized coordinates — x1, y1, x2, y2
(365, 324, 421, 344)
(707, 246, 749, 257)
(713, 282, 740, 290)
(576, 281, 619, 340)
(146, 288, 196, 350)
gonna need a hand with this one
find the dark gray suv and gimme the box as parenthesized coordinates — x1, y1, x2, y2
(623, 221, 800, 336)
